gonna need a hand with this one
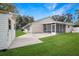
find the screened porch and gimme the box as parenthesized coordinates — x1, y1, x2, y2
(43, 23, 66, 33)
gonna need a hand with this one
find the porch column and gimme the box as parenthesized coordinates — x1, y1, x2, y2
(51, 24, 52, 33)
(62, 24, 63, 32)
(59, 24, 60, 33)
(55, 23, 56, 33)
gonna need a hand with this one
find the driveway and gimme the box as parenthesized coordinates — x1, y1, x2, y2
(9, 33, 42, 49)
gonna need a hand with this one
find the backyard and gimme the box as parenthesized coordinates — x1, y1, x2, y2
(0, 33, 79, 56)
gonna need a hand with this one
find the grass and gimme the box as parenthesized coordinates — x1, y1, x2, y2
(16, 29, 25, 37)
(0, 33, 79, 56)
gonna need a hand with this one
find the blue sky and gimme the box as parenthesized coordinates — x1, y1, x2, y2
(13, 3, 79, 21)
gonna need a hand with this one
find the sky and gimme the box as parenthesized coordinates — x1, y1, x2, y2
(13, 3, 79, 21)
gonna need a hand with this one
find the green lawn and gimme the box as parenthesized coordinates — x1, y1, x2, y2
(16, 29, 25, 37)
(0, 33, 79, 56)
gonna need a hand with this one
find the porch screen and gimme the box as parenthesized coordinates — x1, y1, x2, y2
(56, 24, 65, 33)
(43, 24, 51, 33)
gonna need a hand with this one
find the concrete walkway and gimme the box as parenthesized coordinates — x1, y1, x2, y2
(9, 33, 42, 49)
(9, 33, 55, 49)
(32, 33, 56, 38)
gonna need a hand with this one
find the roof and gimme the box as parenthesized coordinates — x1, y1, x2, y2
(22, 23, 32, 29)
(9, 12, 16, 21)
(23, 16, 73, 29)
(35, 16, 51, 22)
(32, 16, 73, 25)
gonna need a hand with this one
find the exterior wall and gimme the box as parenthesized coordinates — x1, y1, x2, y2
(0, 14, 9, 50)
(65, 25, 72, 33)
(30, 22, 43, 33)
(29, 17, 55, 33)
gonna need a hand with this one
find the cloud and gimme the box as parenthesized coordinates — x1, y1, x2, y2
(44, 3, 57, 11)
(52, 4, 73, 15)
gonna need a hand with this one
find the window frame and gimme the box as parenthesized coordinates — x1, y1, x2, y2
(8, 19, 11, 30)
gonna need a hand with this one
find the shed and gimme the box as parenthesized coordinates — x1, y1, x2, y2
(0, 12, 16, 50)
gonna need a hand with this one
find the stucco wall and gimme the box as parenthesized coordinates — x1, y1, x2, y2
(30, 22, 43, 33)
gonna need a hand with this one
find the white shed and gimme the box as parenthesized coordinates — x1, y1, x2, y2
(0, 12, 16, 50)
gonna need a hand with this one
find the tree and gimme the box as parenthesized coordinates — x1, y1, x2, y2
(16, 15, 23, 29)
(75, 9, 79, 20)
(65, 13, 72, 23)
(75, 19, 79, 25)
(0, 3, 17, 13)
(59, 15, 66, 22)
(52, 15, 66, 22)
(16, 15, 34, 29)
(74, 9, 79, 25)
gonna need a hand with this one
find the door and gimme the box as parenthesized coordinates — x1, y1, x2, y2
(51, 24, 55, 32)
(8, 19, 12, 46)
(8, 19, 15, 46)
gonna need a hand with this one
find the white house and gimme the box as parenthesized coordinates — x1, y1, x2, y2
(23, 16, 73, 34)
(0, 12, 16, 50)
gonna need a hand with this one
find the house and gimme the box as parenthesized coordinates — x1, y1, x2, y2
(0, 12, 16, 50)
(23, 16, 73, 34)
(72, 25, 79, 32)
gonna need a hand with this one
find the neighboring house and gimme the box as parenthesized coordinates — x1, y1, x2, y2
(0, 12, 16, 50)
(23, 16, 73, 34)
(72, 25, 79, 32)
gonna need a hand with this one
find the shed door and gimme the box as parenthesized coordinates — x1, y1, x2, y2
(8, 19, 15, 46)
(8, 19, 12, 45)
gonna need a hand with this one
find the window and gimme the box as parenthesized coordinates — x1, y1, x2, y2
(8, 19, 11, 30)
